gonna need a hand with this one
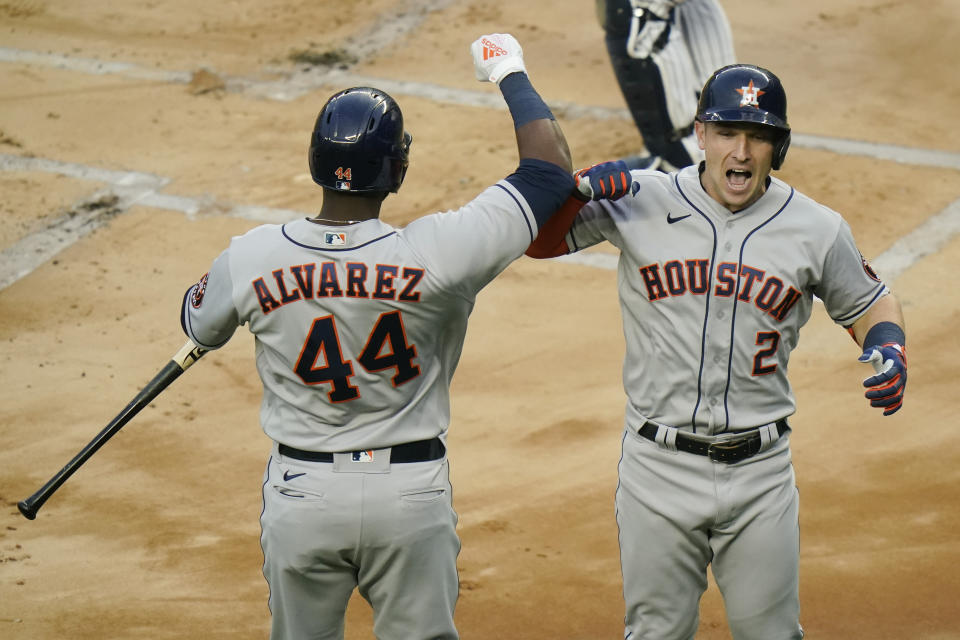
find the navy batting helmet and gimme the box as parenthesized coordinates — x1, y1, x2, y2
(309, 87, 412, 193)
(696, 64, 791, 170)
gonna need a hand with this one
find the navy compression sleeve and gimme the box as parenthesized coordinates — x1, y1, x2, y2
(505, 158, 577, 228)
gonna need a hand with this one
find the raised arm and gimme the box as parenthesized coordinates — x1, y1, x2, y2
(470, 33, 575, 227)
(471, 33, 572, 171)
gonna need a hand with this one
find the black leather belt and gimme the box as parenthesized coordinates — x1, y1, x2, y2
(637, 420, 789, 464)
(278, 437, 445, 464)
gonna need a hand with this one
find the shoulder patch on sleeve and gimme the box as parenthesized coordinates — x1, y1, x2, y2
(860, 253, 881, 282)
(191, 272, 209, 308)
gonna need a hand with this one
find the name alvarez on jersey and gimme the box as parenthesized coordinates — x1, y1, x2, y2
(252, 262, 425, 314)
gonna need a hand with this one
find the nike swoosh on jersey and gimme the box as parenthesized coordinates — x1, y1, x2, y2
(283, 471, 306, 481)
(667, 212, 692, 224)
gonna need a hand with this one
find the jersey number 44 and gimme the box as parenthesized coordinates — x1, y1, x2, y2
(295, 310, 421, 402)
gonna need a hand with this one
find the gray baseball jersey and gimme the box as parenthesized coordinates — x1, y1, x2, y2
(561, 163, 886, 638)
(180, 173, 558, 640)
(565, 163, 888, 433)
(181, 180, 540, 451)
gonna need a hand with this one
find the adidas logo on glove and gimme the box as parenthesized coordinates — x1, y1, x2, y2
(481, 37, 509, 60)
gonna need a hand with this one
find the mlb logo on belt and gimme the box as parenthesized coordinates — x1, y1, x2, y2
(325, 232, 346, 245)
(352, 450, 374, 462)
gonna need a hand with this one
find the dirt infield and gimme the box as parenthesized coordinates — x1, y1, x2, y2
(2, 1, 959, 638)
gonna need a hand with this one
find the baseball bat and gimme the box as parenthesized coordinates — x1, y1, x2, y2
(17, 340, 208, 520)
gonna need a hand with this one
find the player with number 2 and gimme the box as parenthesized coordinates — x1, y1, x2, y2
(527, 63, 907, 638)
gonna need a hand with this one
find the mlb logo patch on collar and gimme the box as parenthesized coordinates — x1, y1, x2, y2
(324, 231, 347, 246)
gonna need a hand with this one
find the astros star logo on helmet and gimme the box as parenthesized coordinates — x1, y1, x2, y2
(736, 80, 765, 107)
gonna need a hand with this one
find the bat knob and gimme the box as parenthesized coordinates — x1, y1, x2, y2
(18, 501, 38, 520)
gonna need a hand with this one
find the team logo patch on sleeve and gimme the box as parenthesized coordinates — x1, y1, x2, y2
(191, 272, 209, 308)
(324, 232, 347, 245)
(860, 254, 881, 282)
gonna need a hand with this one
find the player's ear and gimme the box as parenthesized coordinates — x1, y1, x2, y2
(694, 120, 706, 151)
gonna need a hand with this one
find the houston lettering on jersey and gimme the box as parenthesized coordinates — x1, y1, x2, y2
(251, 262, 425, 314)
(638, 259, 801, 321)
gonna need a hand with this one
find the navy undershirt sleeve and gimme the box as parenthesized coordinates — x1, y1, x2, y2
(499, 72, 555, 128)
(505, 158, 576, 228)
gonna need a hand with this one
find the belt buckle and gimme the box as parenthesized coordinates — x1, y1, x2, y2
(707, 436, 755, 464)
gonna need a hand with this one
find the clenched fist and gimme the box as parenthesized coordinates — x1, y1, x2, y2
(471, 33, 527, 84)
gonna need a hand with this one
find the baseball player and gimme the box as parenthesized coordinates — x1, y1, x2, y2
(527, 64, 907, 638)
(179, 33, 575, 640)
(597, 0, 735, 171)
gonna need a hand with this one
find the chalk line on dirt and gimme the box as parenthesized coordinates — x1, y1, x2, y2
(2, 152, 955, 291)
(1, 25, 958, 290)
(0, 154, 300, 290)
(2, 45, 959, 170)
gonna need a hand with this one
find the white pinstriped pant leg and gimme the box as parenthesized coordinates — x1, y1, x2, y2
(662, 0, 738, 164)
(677, 0, 736, 85)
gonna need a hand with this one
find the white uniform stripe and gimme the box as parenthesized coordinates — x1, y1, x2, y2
(494, 179, 538, 243)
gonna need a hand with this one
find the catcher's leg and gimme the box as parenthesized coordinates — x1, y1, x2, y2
(675, 0, 736, 85)
(599, 0, 701, 170)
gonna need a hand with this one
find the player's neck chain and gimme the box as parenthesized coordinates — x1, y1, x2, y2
(307, 216, 371, 226)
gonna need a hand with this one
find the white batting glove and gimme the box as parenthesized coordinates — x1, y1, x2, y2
(471, 33, 526, 85)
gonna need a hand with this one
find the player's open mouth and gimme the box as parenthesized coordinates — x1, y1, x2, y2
(726, 169, 752, 191)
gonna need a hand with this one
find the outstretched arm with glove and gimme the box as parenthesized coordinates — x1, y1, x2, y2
(849, 293, 908, 416)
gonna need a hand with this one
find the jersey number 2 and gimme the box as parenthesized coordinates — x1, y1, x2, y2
(752, 331, 780, 376)
(295, 310, 420, 402)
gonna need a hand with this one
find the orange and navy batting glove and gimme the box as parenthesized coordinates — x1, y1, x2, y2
(858, 321, 907, 416)
(574, 160, 637, 201)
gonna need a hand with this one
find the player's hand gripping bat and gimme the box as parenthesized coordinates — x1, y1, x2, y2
(17, 340, 208, 520)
